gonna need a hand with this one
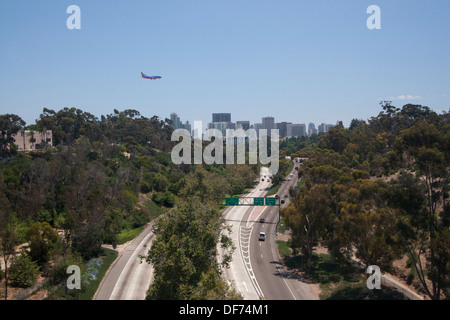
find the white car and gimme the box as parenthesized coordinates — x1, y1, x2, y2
(258, 232, 266, 241)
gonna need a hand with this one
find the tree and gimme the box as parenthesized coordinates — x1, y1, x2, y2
(145, 199, 234, 299)
(394, 121, 450, 299)
(318, 126, 350, 154)
(0, 180, 20, 299)
(26, 222, 59, 267)
(0, 114, 25, 158)
(8, 250, 40, 288)
(71, 222, 104, 260)
(284, 184, 331, 268)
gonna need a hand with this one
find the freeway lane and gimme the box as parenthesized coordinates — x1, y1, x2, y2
(222, 167, 272, 299)
(94, 223, 155, 300)
(223, 161, 317, 300)
(250, 160, 317, 300)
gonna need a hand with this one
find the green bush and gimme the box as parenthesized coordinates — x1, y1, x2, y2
(9, 250, 40, 288)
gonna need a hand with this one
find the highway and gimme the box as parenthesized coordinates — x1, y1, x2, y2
(223, 161, 318, 300)
(94, 223, 155, 300)
(95, 159, 317, 300)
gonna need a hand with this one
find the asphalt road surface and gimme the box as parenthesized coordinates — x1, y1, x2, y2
(223, 161, 318, 300)
(94, 223, 155, 300)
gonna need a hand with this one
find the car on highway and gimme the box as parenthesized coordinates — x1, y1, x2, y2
(281, 199, 285, 204)
(260, 218, 265, 223)
(258, 232, 266, 241)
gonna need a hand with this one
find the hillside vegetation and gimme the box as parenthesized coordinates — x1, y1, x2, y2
(282, 103, 449, 300)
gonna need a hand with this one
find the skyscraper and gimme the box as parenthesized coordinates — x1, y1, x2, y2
(308, 123, 317, 136)
(184, 120, 192, 136)
(170, 113, 181, 129)
(276, 122, 292, 138)
(212, 113, 231, 123)
(236, 121, 250, 131)
(291, 124, 306, 137)
(262, 117, 275, 130)
(261, 117, 275, 137)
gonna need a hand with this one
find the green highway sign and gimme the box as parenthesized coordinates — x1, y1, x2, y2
(254, 197, 265, 206)
(225, 198, 239, 206)
(265, 197, 277, 206)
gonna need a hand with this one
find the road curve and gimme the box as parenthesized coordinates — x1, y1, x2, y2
(94, 223, 155, 300)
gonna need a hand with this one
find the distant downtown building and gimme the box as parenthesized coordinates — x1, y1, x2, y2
(276, 122, 292, 138)
(212, 113, 231, 123)
(170, 113, 182, 129)
(261, 117, 275, 130)
(318, 123, 335, 134)
(208, 113, 234, 137)
(291, 124, 306, 137)
(308, 123, 317, 136)
(236, 121, 250, 131)
(170, 112, 192, 135)
(175, 112, 339, 139)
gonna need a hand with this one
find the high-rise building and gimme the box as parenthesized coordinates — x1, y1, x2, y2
(262, 117, 275, 130)
(236, 121, 250, 131)
(276, 122, 292, 138)
(212, 113, 231, 123)
(209, 113, 234, 138)
(291, 124, 306, 137)
(308, 123, 316, 136)
(318, 123, 335, 133)
(309, 127, 317, 136)
(318, 123, 326, 133)
(207, 122, 229, 137)
(170, 113, 182, 129)
(170, 112, 193, 135)
(184, 120, 192, 136)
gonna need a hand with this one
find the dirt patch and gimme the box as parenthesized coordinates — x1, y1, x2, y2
(276, 233, 428, 300)
(276, 232, 290, 242)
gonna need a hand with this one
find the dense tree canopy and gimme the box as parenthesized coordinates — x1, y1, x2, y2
(283, 103, 449, 299)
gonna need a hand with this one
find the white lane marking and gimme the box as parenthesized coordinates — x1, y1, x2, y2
(109, 233, 152, 300)
(242, 281, 249, 292)
(239, 226, 264, 299)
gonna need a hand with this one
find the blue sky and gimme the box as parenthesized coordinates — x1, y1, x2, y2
(1, 0, 449, 128)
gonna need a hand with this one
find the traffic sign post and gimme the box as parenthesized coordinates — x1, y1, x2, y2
(254, 197, 265, 206)
(265, 197, 277, 206)
(220, 196, 281, 235)
(222, 197, 279, 207)
(225, 197, 239, 206)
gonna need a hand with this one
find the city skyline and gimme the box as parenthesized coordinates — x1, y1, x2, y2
(171, 111, 336, 137)
(1, 1, 449, 129)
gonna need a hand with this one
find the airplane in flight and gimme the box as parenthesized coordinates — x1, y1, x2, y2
(141, 72, 162, 80)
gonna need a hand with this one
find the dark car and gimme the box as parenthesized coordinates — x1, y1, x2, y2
(260, 218, 265, 223)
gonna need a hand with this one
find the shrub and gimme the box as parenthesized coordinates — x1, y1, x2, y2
(9, 250, 40, 288)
